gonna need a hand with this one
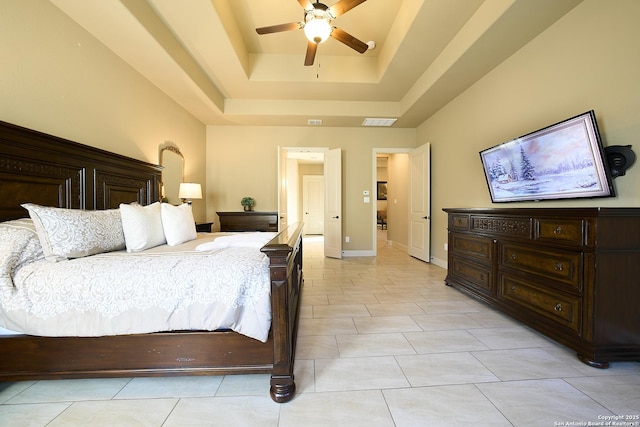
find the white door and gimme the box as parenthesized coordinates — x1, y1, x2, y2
(408, 143, 431, 262)
(324, 148, 342, 259)
(303, 175, 324, 234)
(277, 146, 288, 231)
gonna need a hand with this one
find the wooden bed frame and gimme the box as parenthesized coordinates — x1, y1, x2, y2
(0, 120, 303, 403)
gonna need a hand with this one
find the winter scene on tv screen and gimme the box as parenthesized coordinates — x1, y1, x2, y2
(482, 119, 609, 202)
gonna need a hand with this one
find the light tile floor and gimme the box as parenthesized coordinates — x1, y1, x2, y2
(1, 232, 639, 426)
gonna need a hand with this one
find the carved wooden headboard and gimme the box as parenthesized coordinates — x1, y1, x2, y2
(0, 120, 162, 221)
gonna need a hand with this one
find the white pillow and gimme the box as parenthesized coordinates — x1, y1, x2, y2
(21, 203, 125, 262)
(161, 203, 197, 246)
(119, 202, 166, 252)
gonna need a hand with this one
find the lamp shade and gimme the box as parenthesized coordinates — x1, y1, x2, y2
(304, 18, 331, 44)
(178, 183, 202, 200)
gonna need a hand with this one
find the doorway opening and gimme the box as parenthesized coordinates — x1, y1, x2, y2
(372, 148, 411, 256)
(376, 155, 389, 249)
(280, 146, 326, 248)
(280, 146, 342, 259)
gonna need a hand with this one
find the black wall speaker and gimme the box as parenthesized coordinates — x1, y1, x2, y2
(605, 145, 635, 178)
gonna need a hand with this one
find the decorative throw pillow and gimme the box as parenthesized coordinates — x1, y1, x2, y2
(160, 203, 197, 246)
(0, 219, 44, 289)
(21, 204, 125, 262)
(119, 202, 166, 252)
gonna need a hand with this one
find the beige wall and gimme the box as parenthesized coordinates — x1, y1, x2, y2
(206, 126, 417, 249)
(419, 0, 640, 266)
(3, 0, 639, 263)
(208, 2, 640, 259)
(0, 1, 207, 221)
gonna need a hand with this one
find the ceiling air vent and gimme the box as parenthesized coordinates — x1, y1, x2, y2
(362, 118, 397, 127)
(308, 119, 323, 126)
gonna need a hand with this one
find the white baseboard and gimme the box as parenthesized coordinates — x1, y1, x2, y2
(429, 256, 447, 269)
(387, 241, 408, 252)
(342, 250, 375, 257)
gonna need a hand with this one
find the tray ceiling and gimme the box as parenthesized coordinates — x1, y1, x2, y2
(51, 0, 582, 127)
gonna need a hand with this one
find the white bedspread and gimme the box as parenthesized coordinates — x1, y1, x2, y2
(0, 234, 273, 342)
(196, 232, 276, 251)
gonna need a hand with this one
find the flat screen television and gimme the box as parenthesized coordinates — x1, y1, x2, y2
(479, 110, 615, 203)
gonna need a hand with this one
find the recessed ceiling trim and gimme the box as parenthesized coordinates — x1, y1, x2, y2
(52, 0, 584, 127)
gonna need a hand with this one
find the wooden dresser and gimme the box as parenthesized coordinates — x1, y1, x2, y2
(443, 208, 640, 368)
(216, 211, 278, 232)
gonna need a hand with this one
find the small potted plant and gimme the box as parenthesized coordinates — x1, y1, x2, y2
(241, 197, 255, 212)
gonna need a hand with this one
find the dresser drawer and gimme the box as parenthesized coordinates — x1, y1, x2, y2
(450, 214, 469, 231)
(500, 242, 582, 291)
(499, 274, 581, 334)
(471, 215, 531, 238)
(450, 256, 493, 294)
(534, 219, 584, 246)
(450, 233, 494, 263)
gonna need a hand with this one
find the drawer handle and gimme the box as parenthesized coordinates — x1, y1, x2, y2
(553, 226, 563, 235)
(554, 303, 563, 312)
(555, 263, 564, 271)
(511, 285, 516, 291)
(510, 253, 517, 260)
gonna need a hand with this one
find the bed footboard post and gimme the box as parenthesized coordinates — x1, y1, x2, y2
(270, 374, 296, 403)
(261, 222, 304, 403)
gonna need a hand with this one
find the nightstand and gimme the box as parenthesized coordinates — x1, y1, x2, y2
(195, 222, 213, 233)
(216, 212, 278, 232)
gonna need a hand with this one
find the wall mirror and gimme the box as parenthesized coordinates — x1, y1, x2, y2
(159, 141, 184, 205)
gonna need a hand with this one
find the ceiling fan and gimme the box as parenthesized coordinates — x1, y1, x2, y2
(255, 0, 369, 66)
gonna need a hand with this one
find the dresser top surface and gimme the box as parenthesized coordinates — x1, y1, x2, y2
(443, 207, 640, 217)
(216, 211, 277, 215)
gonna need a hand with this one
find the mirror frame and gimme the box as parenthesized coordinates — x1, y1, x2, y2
(159, 141, 184, 204)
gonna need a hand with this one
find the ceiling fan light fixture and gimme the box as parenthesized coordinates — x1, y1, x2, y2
(255, 0, 369, 65)
(304, 17, 332, 44)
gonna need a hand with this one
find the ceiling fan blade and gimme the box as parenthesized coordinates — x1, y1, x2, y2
(297, 0, 312, 9)
(329, 0, 367, 17)
(330, 27, 368, 53)
(256, 22, 302, 35)
(304, 41, 318, 66)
